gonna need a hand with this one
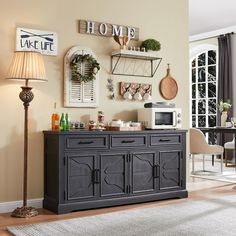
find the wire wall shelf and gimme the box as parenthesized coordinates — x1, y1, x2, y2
(111, 50, 162, 77)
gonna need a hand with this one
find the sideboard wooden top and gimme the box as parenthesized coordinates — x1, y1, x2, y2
(43, 129, 188, 135)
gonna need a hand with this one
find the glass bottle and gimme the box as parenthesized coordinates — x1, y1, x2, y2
(51, 102, 60, 131)
(226, 115, 232, 128)
(98, 111, 104, 123)
(60, 113, 66, 131)
(97, 111, 105, 130)
(65, 113, 70, 131)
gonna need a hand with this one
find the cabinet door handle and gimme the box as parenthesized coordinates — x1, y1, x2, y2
(128, 185, 131, 194)
(159, 139, 170, 142)
(96, 169, 100, 184)
(93, 169, 100, 184)
(121, 140, 135, 143)
(126, 185, 131, 194)
(153, 165, 159, 178)
(78, 141, 94, 144)
(126, 185, 129, 194)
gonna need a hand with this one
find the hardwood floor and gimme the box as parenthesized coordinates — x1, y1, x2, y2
(1, 177, 235, 236)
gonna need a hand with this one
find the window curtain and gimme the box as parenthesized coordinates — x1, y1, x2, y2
(218, 33, 233, 117)
(218, 33, 233, 147)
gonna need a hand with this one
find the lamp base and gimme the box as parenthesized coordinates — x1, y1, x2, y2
(11, 206, 38, 218)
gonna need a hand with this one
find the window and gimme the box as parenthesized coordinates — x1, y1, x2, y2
(190, 45, 218, 128)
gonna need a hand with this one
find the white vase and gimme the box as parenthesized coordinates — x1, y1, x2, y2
(221, 111, 228, 127)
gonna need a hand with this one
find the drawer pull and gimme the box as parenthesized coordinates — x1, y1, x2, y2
(78, 141, 94, 145)
(121, 140, 135, 143)
(159, 139, 170, 142)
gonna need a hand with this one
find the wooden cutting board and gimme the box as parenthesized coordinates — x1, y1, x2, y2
(159, 64, 178, 100)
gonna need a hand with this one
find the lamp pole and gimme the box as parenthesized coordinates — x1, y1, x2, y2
(11, 80, 38, 218)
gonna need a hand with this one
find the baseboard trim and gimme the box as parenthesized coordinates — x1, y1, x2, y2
(0, 198, 43, 214)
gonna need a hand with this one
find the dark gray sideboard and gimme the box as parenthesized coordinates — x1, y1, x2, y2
(43, 129, 188, 214)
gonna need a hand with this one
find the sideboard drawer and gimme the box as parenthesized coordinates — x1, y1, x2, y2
(150, 134, 182, 146)
(65, 135, 108, 149)
(111, 135, 147, 148)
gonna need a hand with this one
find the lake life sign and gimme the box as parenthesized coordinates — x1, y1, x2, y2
(16, 28, 58, 56)
(79, 20, 139, 40)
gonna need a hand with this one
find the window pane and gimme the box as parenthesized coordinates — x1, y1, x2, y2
(192, 68, 196, 83)
(208, 66, 216, 82)
(192, 59, 196, 68)
(208, 82, 216, 98)
(208, 115, 216, 127)
(198, 67, 206, 82)
(208, 50, 216, 65)
(198, 83, 206, 98)
(192, 116, 196, 127)
(192, 100, 196, 114)
(198, 53, 206, 66)
(209, 99, 216, 114)
(192, 84, 196, 98)
(198, 116, 206, 127)
(198, 99, 206, 114)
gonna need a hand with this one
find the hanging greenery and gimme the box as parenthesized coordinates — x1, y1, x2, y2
(70, 54, 100, 83)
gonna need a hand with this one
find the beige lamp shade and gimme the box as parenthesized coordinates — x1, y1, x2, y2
(7, 51, 47, 81)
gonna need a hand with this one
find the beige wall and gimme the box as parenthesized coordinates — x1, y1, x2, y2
(0, 0, 189, 202)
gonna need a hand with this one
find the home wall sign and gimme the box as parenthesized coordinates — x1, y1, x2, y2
(16, 27, 58, 56)
(79, 20, 139, 40)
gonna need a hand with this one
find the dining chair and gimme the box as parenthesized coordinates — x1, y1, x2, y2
(224, 138, 236, 167)
(190, 128, 224, 174)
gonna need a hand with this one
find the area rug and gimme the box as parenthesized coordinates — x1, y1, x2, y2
(7, 195, 236, 236)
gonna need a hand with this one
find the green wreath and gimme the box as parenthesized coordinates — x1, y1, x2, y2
(70, 54, 100, 83)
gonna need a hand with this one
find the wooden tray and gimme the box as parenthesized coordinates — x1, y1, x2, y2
(106, 126, 143, 131)
(159, 64, 178, 100)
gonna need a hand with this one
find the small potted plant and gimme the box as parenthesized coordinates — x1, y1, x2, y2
(140, 39, 161, 52)
(218, 100, 232, 127)
(218, 100, 231, 112)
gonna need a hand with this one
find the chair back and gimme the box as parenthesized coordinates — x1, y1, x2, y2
(190, 128, 210, 154)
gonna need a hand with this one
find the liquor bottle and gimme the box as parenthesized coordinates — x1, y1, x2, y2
(65, 113, 70, 131)
(51, 114, 55, 131)
(60, 113, 66, 131)
(55, 113, 60, 131)
(51, 102, 60, 131)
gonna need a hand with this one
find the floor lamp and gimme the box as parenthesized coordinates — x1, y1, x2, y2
(7, 51, 47, 218)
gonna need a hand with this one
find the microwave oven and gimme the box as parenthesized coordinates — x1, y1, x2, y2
(138, 108, 182, 129)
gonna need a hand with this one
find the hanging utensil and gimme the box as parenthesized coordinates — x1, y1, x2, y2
(159, 64, 178, 100)
(113, 35, 121, 45)
(123, 35, 130, 46)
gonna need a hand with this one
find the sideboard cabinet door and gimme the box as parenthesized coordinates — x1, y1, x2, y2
(159, 150, 183, 191)
(131, 151, 158, 195)
(66, 153, 97, 201)
(99, 152, 128, 198)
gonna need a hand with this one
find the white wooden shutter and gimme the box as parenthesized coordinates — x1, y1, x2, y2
(64, 46, 99, 107)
